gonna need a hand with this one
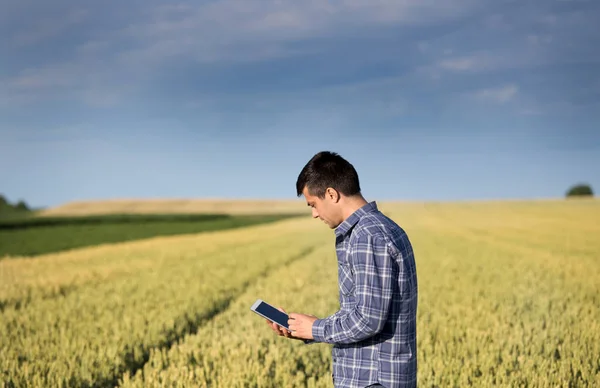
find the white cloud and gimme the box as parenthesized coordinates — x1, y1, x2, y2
(415, 52, 496, 79)
(439, 57, 480, 71)
(474, 84, 519, 104)
(425, 45, 552, 76)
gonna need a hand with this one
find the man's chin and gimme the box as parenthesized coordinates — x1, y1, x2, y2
(319, 219, 337, 229)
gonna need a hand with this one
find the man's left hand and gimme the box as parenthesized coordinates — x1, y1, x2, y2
(288, 313, 318, 340)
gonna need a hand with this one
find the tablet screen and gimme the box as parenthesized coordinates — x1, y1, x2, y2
(256, 301, 289, 329)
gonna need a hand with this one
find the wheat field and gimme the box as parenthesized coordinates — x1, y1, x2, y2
(2, 198, 599, 387)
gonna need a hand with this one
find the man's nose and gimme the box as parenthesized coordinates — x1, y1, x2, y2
(312, 208, 319, 218)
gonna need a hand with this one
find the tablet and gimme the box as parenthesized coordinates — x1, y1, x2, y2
(250, 299, 290, 331)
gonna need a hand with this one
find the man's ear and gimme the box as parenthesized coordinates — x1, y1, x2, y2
(325, 187, 340, 203)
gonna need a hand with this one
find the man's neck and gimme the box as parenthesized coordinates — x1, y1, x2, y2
(341, 195, 369, 221)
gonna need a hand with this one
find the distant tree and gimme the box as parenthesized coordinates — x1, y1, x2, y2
(566, 183, 594, 197)
(15, 200, 30, 211)
(0, 195, 32, 213)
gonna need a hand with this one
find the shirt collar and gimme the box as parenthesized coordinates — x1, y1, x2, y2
(335, 201, 378, 238)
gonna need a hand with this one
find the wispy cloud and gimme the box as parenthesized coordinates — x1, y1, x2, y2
(438, 56, 488, 72)
(473, 84, 519, 104)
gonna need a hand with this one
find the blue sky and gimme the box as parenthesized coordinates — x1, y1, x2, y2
(1, 0, 599, 208)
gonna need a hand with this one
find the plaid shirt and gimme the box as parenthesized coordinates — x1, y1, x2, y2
(310, 201, 418, 388)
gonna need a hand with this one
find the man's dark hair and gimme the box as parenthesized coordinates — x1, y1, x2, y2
(296, 151, 361, 198)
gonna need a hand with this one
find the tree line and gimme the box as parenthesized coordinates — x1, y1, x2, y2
(0, 194, 31, 214)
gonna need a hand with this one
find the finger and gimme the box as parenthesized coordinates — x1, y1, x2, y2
(270, 322, 282, 335)
(272, 325, 281, 335)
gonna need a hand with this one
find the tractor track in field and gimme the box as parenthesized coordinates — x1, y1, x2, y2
(103, 244, 320, 388)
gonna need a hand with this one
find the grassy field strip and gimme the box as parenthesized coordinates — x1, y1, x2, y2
(0, 227, 329, 387)
(119, 243, 339, 388)
(0, 214, 299, 258)
(0, 217, 313, 312)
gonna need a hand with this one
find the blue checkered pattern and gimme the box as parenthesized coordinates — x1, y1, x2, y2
(310, 201, 418, 388)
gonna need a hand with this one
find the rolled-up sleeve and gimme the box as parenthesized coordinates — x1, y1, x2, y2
(312, 234, 394, 344)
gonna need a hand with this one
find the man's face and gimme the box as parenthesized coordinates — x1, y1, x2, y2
(302, 186, 342, 229)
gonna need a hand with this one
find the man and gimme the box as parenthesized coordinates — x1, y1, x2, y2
(265, 151, 418, 388)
